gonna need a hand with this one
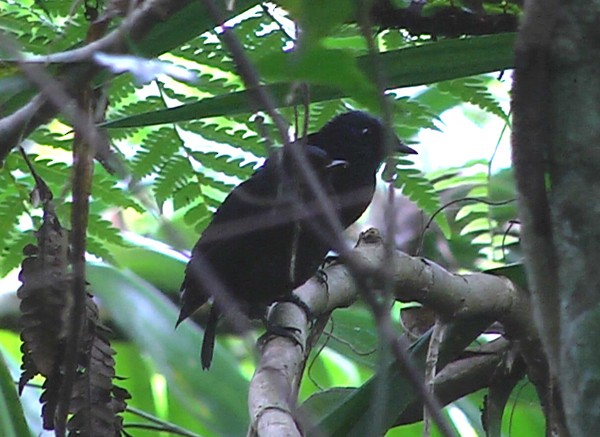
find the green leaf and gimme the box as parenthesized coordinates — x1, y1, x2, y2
(484, 263, 527, 290)
(0, 192, 25, 274)
(105, 232, 187, 294)
(173, 182, 203, 212)
(316, 306, 388, 370)
(396, 162, 452, 238)
(0, 73, 35, 115)
(307, 318, 491, 436)
(436, 76, 509, 121)
(86, 262, 250, 436)
(93, 168, 145, 213)
(154, 155, 194, 206)
(184, 117, 268, 159)
(118, 2, 261, 59)
(191, 151, 257, 180)
(279, 0, 354, 43)
(0, 351, 31, 437)
(131, 127, 181, 180)
(257, 46, 378, 109)
(103, 33, 516, 128)
(0, 231, 35, 277)
(182, 201, 212, 232)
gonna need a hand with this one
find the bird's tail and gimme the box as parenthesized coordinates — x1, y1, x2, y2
(201, 305, 220, 370)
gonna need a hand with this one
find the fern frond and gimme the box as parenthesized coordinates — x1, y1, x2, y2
(107, 74, 141, 110)
(175, 33, 236, 73)
(173, 181, 203, 211)
(394, 96, 441, 134)
(86, 235, 117, 265)
(202, 173, 236, 194)
(436, 76, 508, 122)
(306, 101, 348, 131)
(30, 127, 73, 151)
(235, 9, 288, 59)
(183, 201, 211, 232)
(0, 0, 89, 55)
(191, 150, 256, 180)
(85, 214, 128, 265)
(111, 95, 164, 121)
(154, 155, 194, 206)
(131, 126, 181, 179)
(278, 101, 347, 135)
(0, 192, 25, 257)
(93, 167, 145, 213)
(395, 159, 451, 237)
(87, 214, 127, 247)
(0, 231, 35, 277)
(185, 117, 267, 159)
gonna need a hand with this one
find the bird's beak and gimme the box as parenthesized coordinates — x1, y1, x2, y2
(326, 159, 349, 169)
(395, 137, 418, 155)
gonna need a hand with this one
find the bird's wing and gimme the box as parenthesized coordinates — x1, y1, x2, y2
(193, 164, 279, 256)
(194, 142, 334, 256)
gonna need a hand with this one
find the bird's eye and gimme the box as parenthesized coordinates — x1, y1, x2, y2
(361, 127, 370, 135)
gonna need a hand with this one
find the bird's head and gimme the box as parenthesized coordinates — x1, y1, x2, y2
(313, 111, 417, 173)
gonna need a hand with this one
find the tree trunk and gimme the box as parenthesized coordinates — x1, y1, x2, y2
(513, 1, 600, 435)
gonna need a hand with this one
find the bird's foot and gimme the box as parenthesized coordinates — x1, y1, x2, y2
(315, 264, 333, 309)
(276, 294, 314, 322)
(257, 295, 312, 352)
(316, 266, 331, 293)
(315, 267, 328, 287)
(258, 321, 304, 351)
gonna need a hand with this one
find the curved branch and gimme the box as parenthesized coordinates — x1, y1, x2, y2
(396, 338, 517, 426)
(249, 228, 543, 435)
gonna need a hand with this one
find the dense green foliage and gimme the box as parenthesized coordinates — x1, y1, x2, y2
(0, 1, 541, 436)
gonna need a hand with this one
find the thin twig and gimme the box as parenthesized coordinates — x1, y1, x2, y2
(321, 329, 377, 356)
(357, 3, 455, 436)
(501, 220, 520, 262)
(0, 33, 108, 162)
(306, 317, 333, 391)
(416, 197, 516, 256)
(423, 320, 446, 437)
(353, 270, 457, 437)
(125, 406, 203, 437)
(486, 111, 512, 261)
(54, 90, 96, 436)
(357, 7, 401, 435)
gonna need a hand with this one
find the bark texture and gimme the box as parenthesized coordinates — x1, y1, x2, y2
(513, 1, 600, 435)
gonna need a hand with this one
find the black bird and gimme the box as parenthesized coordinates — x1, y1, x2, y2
(177, 111, 417, 369)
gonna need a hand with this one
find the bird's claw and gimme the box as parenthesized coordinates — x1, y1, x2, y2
(315, 268, 328, 285)
(277, 294, 314, 321)
(258, 323, 304, 352)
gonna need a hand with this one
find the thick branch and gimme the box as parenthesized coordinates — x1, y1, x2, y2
(395, 338, 516, 426)
(54, 95, 96, 436)
(370, 0, 519, 37)
(249, 228, 540, 435)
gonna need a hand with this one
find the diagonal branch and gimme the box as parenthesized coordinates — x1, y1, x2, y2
(249, 228, 541, 436)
